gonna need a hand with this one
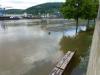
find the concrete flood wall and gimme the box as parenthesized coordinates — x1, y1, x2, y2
(87, 2, 100, 75)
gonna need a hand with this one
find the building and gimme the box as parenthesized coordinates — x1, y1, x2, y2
(0, 8, 5, 16)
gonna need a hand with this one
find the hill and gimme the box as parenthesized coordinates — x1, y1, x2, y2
(5, 2, 63, 15)
(25, 2, 63, 15)
(6, 9, 24, 14)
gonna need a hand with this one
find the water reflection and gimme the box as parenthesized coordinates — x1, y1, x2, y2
(59, 31, 93, 75)
(0, 21, 7, 31)
(0, 20, 64, 75)
(63, 54, 80, 75)
(0, 19, 93, 75)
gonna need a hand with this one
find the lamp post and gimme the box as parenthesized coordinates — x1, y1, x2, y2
(75, 3, 79, 34)
(2, 8, 6, 16)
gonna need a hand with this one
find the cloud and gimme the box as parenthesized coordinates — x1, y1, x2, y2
(0, 0, 65, 9)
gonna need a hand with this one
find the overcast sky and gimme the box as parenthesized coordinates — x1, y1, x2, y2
(0, 0, 65, 9)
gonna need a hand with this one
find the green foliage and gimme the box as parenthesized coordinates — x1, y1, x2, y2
(81, 0, 99, 20)
(60, 0, 83, 19)
(25, 2, 63, 15)
(60, 0, 99, 20)
(5, 2, 63, 15)
(6, 9, 24, 14)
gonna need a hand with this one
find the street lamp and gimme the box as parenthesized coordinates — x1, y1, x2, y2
(75, 3, 79, 34)
(75, 3, 79, 7)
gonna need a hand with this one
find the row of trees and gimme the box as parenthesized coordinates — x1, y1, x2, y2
(60, 0, 99, 32)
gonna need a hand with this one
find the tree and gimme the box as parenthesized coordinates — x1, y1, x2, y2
(81, 0, 99, 30)
(60, 0, 99, 31)
(60, 0, 83, 33)
(91, 0, 99, 25)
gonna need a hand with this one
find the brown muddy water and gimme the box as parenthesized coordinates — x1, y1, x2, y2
(0, 19, 93, 75)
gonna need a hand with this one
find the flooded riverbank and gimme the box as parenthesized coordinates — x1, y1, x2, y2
(0, 19, 93, 75)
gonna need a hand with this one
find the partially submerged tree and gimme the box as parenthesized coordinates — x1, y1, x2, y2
(61, 0, 99, 31)
(91, 0, 99, 23)
(60, 0, 83, 33)
(81, 0, 99, 30)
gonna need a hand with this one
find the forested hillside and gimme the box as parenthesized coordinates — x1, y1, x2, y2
(6, 2, 63, 15)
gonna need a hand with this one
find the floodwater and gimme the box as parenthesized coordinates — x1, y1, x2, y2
(0, 19, 93, 75)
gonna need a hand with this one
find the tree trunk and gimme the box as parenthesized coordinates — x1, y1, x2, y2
(76, 18, 79, 34)
(94, 18, 96, 25)
(86, 19, 90, 30)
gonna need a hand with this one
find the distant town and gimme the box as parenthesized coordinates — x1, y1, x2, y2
(0, 2, 64, 20)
